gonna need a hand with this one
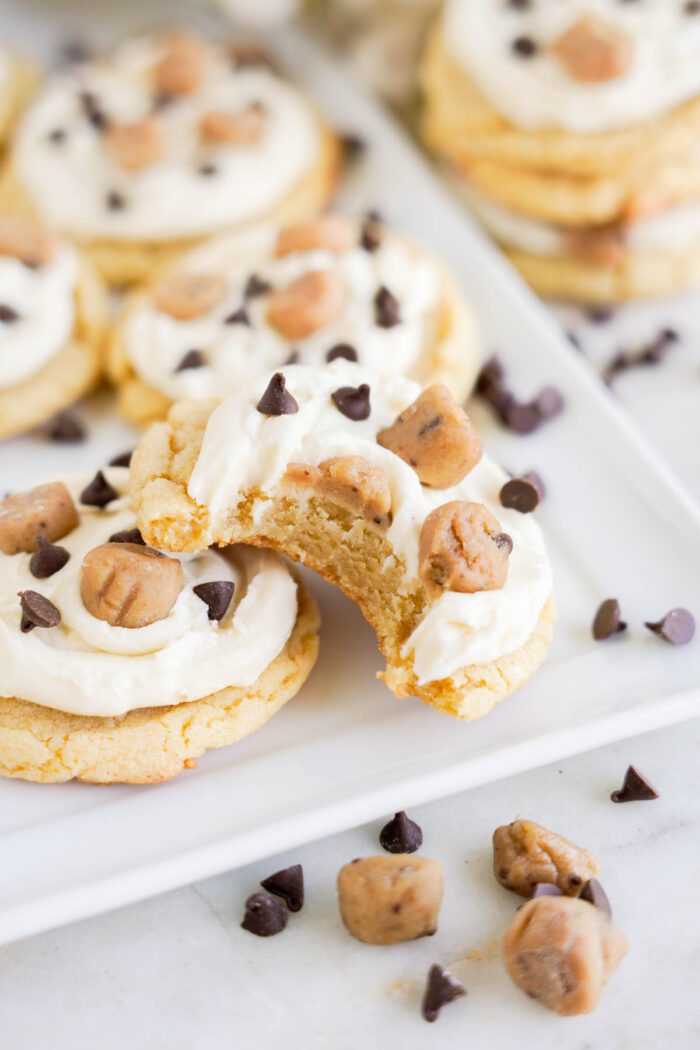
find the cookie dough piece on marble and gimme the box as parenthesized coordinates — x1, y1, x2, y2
(493, 819, 600, 898)
(337, 854, 444, 945)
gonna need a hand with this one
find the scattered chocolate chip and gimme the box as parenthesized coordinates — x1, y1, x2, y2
(603, 327, 679, 384)
(374, 286, 401, 328)
(566, 330, 582, 351)
(499, 476, 540, 514)
(29, 536, 70, 578)
(533, 386, 565, 420)
(285, 349, 301, 365)
(18, 590, 61, 632)
(340, 132, 366, 164)
(224, 305, 250, 326)
(592, 598, 627, 641)
(59, 39, 91, 65)
(421, 965, 466, 1023)
(523, 470, 546, 499)
(106, 190, 126, 212)
(175, 349, 207, 372)
(580, 878, 612, 918)
(587, 307, 613, 324)
(79, 90, 108, 131)
(47, 128, 67, 144)
(379, 811, 423, 854)
(241, 893, 288, 937)
(494, 532, 513, 554)
(109, 449, 133, 468)
(331, 383, 371, 421)
(80, 470, 118, 509)
(257, 372, 299, 416)
(0, 304, 20, 323)
(360, 217, 382, 253)
(193, 580, 235, 621)
(475, 357, 564, 434)
(611, 764, 659, 803)
(645, 608, 695, 645)
(512, 35, 538, 57)
(326, 343, 358, 363)
(197, 162, 217, 177)
(244, 274, 272, 299)
(109, 527, 144, 545)
(475, 355, 505, 397)
(686, 1, 700, 14)
(44, 410, 86, 444)
(530, 883, 563, 900)
(260, 864, 304, 912)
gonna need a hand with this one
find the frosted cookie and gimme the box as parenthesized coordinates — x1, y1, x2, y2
(0, 46, 37, 149)
(0, 468, 319, 784)
(0, 216, 106, 440)
(108, 213, 480, 425)
(131, 363, 554, 720)
(0, 32, 340, 285)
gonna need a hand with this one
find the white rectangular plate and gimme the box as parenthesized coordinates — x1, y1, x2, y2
(1, 2, 699, 945)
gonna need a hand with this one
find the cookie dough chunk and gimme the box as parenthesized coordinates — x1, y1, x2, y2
(274, 215, 355, 257)
(0, 215, 54, 268)
(80, 542, 184, 628)
(553, 15, 633, 85)
(418, 501, 510, 595)
(153, 33, 205, 97)
(152, 271, 227, 320)
(285, 457, 391, 525)
(199, 106, 266, 146)
(493, 819, 600, 898)
(106, 115, 167, 172)
(337, 855, 443, 945)
(266, 270, 347, 340)
(0, 483, 78, 555)
(503, 896, 628, 1015)
(377, 384, 482, 488)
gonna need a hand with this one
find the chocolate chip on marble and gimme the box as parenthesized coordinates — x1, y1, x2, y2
(611, 764, 659, 803)
(503, 401, 542, 435)
(499, 476, 540, 514)
(29, 536, 70, 578)
(374, 285, 401, 328)
(476, 357, 564, 434)
(106, 190, 126, 212)
(592, 598, 627, 641)
(531, 883, 564, 900)
(421, 965, 466, 1023)
(379, 811, 423, 854)
(193, 580, 235, 621)
(45, 410, 86, 443)
(645, 608, 695, 645)
(108, 449, 134, 468)
(326, 343, 358, 363)
(511, 36, 538, 57)
(331, 383, 371, 421)
(257, 372, 299, 416)
(580, 879, 612, 918)
(108, 527, 144, 545)
(604, 327, 679, 384)
(224, 305, 250, 326)
(261, 864, 304, 912)
(244, 274, 272, 299)
(175, 349, 207, 372)
(0, 304, 20, 323)
(80, 470, 118, 509)
(241, 893, 288, 937)
(19, 590, 61, 632)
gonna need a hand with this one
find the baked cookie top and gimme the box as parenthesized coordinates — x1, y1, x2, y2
(443, 0, 700, 134)
(0, 468, 299, 717)
(119, 214, 455, 402)
(12, 32, 323, 242)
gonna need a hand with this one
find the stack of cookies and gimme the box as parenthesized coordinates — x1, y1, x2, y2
(421, 0, 700, 303)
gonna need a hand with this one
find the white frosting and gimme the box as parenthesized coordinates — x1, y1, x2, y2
(0, 242, 79, 389)
(0, 469, 298, 717)
(444, 0, 700, 134)
(14, 35, 321, 241)
(122, 223, 443, 401)
(188, 363, 552, 684)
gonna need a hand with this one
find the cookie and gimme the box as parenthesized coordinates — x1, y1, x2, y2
(0, 32, 340, 286)
(131, 363, 555, 720)
(108, 215, 480, 426)
(0, 48, 37, 148)
(0, 469, 319, 784)
(0, 217, 107, 440)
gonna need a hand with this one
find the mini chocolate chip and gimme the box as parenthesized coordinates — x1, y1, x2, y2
(587, 307, 613, 324)
(18, 590, 61, 632)
(29, 536, 70, 579)
(499, 477, 540, 514)
(80, 90, 108, 130)
(340, 132, 366, 163)
(193, 580, 235, 621)
(109, 449, 133, 468)
(592, 598, 627, 641)
(523, 471, 546, 499)
(0, 304, 20, 323)
(80, 470, 118, 509)
(644, 608, 695, 645)
(285, 349, 301, 365)
(175, 349, 207, 372)
(512, 36, 538, 57)
(241, 893, 288, 937)
(421, 965, 466, 1023)
(685, 1, 700, 13)
(503, 401, 542, 435)
(611, 764, 659, 803)
(260, 864, 304, 912)
(106, 190, 126, 211)
(494, 532, 513, 554)
(533, 386, 565, 420)
(326, 343, 358, 363)
(244, 274, 272, 299)
(257, 372, 299, 416)
(331, 383, 371, 421)
(374, 286, 400, 327)
(360, 218, 382, 253)
(44, 410, 85, 444)
(224, 306, 250, 326)
(580, 878, 612, 918)
(48, 128, 67, 144)
(109, 527, 144, 545)
(476, 355, 506, 397)
(60, 39, 91, 64)
(379, 811, 423, 854)
(531, 883, 563, 900)
(197, 163, 217, 177)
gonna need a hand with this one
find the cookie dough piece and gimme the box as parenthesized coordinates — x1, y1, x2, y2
(0, 483, 78, 555)
(503, 896, 628, 1015)
(418, 501, 511, 595)
(337, 855, 443, 945)
(493, 820, 600, 898)
(266, 270, 347, 340)
(80, 542, 185, 628)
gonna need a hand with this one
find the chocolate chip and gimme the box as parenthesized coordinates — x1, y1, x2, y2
(604, 327, 679, 384)
(109, 449, 134, 468)
(0, 304, 20, 323)
(18, 590, 61, 632)
(48, 128, 67, 144)
(197, 163, 217, 177)
(244, 274, 272, 299)
(340, 132, 366, 164)
(241, 893, 288, 937)
(592, 598, 627, 641)
(523, 470, 546, 499)
(360, 218, 382, 253)
(499, 476, 540, 513)
(60, 39, 91, 64)
(644, 608, 695, 645)
(421, 965, 466, 1023)
(476, 355, 505, 397)
(79, 90, 109, 130)
(44, 410, 86, 444)
(533, 386, 565, 420)
(285, 349, 301, 365)
(379, 811, 423, 854)
(507, 0, 531, 8)
(257, 372, 299, 416)
(476, 357, 564, 434)
(530, 883, 563, 900)
(611, 764, 659, 803)
(80, 470, 118, 509)
(326, 343, 358, 363)
(260, 864, 304, 912)
(331, 383, 371, 421)
(494, 532, 513, 554)
(106, 190, 126, 212)
(29, 536, 70, 578)
(374, 286, 400, 328)
(685, 1, 700, 13)
(512, 36, 538, 57)
(224, 306, 250, 326)
(502, 401, 541, 435)
(580, 878, 612, 918)
(175, 349, 207, 372)
(109, 527, 144, 545)
(587, 307, 613, 324)
(193, 580, 235, 621)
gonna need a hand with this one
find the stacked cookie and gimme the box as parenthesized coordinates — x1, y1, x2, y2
(421, 0, 700, 303)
